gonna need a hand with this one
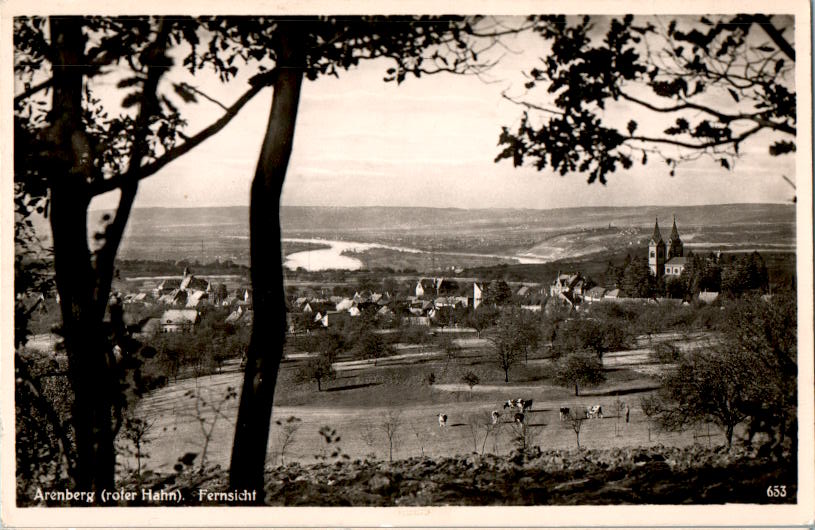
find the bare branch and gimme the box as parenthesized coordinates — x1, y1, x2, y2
(88, 71, 275, 197)
(753, 15, 795, 61)
(14, 77, 53, 105)
(628, 124, 763, 150)
(501, 92, 564, 115)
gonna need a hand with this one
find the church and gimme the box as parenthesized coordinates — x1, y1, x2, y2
(648, 216, 687, 278)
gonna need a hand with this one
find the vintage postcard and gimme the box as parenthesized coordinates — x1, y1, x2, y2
(1, 0, 813, 527)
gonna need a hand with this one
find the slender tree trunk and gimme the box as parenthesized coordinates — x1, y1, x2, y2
(229, 26, 304, 501)
(575, 384, 579, 396)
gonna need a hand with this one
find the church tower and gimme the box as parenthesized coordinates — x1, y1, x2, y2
(648, 218, 665, 277)
(667, 215, 684, 259)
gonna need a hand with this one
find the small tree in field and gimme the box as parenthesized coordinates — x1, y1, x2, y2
(565, 410, 586, 449)
(466, 412, 498, 455)
(656, 344, 755, 449)
(640, 394, 660, 442)
(468, 306, 498, 338)
(487, 309, 526, 382)
(461, 371, 480, 392)
(553, 352, 606, 396)
(297, 354, 335, 391)
(119, 414, 155, 485)
(272, 416, 301, 466)
(379, 409, 402, 463)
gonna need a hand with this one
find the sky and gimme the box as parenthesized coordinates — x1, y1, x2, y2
(85, 15, 797, 212)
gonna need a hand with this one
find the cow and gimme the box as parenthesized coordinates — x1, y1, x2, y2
(514, 412, 525, 424)
(504, 398, 533, 413)
(491, 410, 501, 425)
(559, 407, 570, 421)
(438, 413, 448, 428)
(586, 405, 603, 419)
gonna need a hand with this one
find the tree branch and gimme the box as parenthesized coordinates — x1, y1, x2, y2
(14, 77, 53, 105)
(628, 124, 763, 150)
(88, 71, 275, 197)
(618, 90, 795, 136)
(753, 15, 795, 61)
(501, 92, 564, 115)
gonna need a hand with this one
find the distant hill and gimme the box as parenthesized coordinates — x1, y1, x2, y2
(277, 203, 795, 232)
(74, 203, 795, 264)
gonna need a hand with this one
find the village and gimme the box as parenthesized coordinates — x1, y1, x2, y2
(119, 217, 725, 339)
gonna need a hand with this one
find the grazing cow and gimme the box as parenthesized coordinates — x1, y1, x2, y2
(438, 413, 448, 428)
(559, 407, 570, 421)
(586, 405, 603, 419)
(504, 398, 533, 412)
(514, 412, 525, 424)
(491, 410, 501, 425)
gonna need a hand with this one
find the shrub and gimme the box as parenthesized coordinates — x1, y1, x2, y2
(650, 342, 681, 363)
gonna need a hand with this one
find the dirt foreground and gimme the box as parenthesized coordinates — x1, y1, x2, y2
(117, 444, 795, 506)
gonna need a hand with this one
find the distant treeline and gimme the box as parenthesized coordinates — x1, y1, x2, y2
(464, 248, 796, 293)
(114, 259, 250, 278)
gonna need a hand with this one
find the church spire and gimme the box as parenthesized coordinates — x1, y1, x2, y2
(669, 215, 681, 242)
(650, 217, 663, 244)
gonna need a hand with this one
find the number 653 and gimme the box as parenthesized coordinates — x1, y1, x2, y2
(766, 485, 787, 497)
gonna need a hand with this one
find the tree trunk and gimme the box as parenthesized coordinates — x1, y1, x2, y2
(48, 16, 117, 498)
(575, 384, 579, 396)
(229, 27, 304, 501)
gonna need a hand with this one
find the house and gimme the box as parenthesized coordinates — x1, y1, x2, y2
(335, 298, 354, 311)
(473, 282, 483, 309)
(550, 272, 586, 306)
(415, 279, 436, 298)
(326, 310, 351, 328)
(186, 290, 209, 308)
(605, 288, 621, 299)
(135, 317, 161, 337)
(293, 296, 309, 308)
(353, 291, 372, 304)
(225, 306, 245, 324)
(664, 256, 688, 277)
(403, 316, 430, 327)
(160, 309, 199, 333)
(550, 272, 585, 298)
(698, 291, 719, 304)
(376, 306, 395, 323)
(155, 278, 181, 297)
(434, 296, 456, 308)
(180, 274, 211, 292)
(585, 286, 607, 303)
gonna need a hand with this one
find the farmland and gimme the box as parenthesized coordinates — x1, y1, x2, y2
(16, 202, 799, 506)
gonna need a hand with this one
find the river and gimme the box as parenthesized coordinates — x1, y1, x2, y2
(282, 238, 546, 271)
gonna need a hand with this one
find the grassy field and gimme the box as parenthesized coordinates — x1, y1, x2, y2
(122, 331, 728, 476)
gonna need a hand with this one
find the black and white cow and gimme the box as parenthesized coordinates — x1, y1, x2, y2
(586, 405, 603, 419)
(438, 413, 448, 428)
(559, 407, 570, 421)
(491, 410, 501, 425)
(504, 398, 533, 413)
(513, 412, 525, 424)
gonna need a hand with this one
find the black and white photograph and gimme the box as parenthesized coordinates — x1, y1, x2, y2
(2, 1, 813, 527)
